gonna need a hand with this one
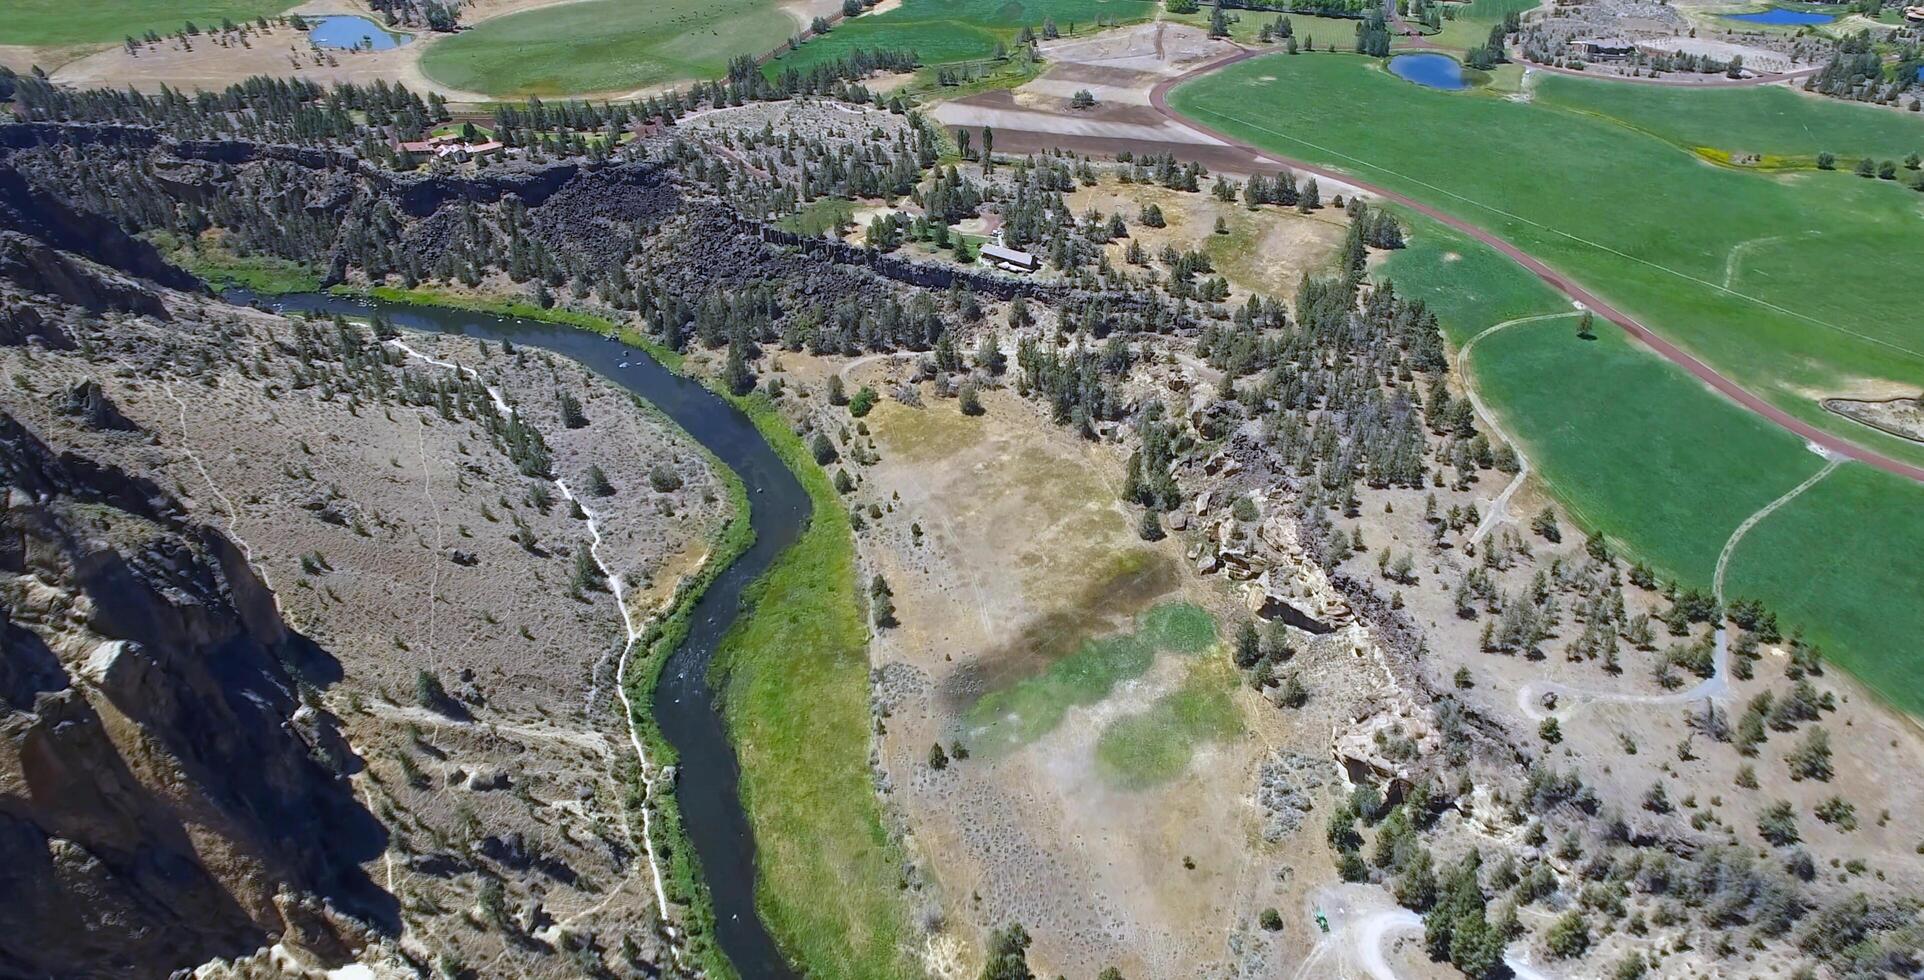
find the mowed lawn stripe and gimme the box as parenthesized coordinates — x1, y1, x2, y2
(775, 0, 1156, 72)
(2, 0, 297, 46)
(421, 0, 798, 97)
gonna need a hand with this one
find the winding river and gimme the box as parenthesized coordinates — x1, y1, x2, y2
(252, 293, 803, 979)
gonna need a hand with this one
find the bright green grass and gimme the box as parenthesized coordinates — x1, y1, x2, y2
(1095, 659, 1243, 789)
(1722, 464, 1924, 717)
(1533, 74, 1924, 163)
(420, 0, 797, 97)
(1165, 8, 1365, 45)
(774, 0, 1156, 73)
(1170, 53, 1924, 467)
(0, 0, 295, 46)
(1378, 215, 1924, 716)
(964, 600, 1216, 752)
(777, 197, 855, 237)
(711, 389, 911, 979)
(1419, 0, 1536, 52)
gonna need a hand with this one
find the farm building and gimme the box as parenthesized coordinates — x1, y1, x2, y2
(980, 243, 1039, 273)
(1570, 37, 1637, 61)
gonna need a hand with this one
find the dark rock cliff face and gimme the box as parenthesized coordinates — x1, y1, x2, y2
(0, 162, 199, 295)
(0, 414, 397, 978)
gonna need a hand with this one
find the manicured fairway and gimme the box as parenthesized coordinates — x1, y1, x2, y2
(1533, 74, 1924, 164)
(775, 0, 1156, 72)
(2, 0, 296, 45)
(420, 0, 797, 96)
(1170, 53, 1924, 468)
(1722, 463, 1924, 717)
(1379, 216, 1924, 716)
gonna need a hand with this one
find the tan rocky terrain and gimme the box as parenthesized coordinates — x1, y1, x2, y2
(0, 182, 728, 977)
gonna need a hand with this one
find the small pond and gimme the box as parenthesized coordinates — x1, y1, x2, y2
(1389, 53, 1470, 91)
(306, 15, 407, 50)
(1723, 7, 1836, 25)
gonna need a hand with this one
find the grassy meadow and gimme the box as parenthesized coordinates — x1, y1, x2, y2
(420, 0, 797, 96)
(1378, 216, 1924, 717)
(963, 600, 1217, 753)
(1169, 53, 1924, 468)
(1, 0, 296, 46)
(775, 0, 1155, 73)
(709, 389, 912, 979)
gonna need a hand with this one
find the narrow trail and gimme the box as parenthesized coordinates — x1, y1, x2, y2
(1713, 454, 1841, 603)
(383, 339, 676, 929)
(1455, 311, 1583, 544)
(1299, 886, 1556, 980)
(415, 417, 448, 674)
(163, 383, 258, 564)
(1144, 49, 1924, 485)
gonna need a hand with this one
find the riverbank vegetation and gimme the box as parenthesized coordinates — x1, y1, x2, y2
(708, 388, 912, 979)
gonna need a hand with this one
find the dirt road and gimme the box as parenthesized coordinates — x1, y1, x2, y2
(1139, 47, 1924, 485)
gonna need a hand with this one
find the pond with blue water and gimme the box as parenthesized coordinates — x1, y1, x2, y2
(1723, 7, 1836, 25)
(1389, 53, 1470, 91)
(306, 15, 407, 50)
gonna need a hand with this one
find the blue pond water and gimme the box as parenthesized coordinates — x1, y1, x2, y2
(307, 15, 406, 50)
(1723, 7, 1836, 25)
(1389, 53, 1469, 90)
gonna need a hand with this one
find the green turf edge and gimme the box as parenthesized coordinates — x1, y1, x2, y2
(1374, 217, 1924, 719)
(707, 389, 913, 979)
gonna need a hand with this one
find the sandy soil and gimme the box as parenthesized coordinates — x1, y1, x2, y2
(1062, 176, 1349, 300)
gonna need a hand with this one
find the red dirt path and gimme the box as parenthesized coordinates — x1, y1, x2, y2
(1143, 46, 1924, 483)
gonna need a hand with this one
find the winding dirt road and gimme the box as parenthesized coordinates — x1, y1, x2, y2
(1141, 47, 1924, 485)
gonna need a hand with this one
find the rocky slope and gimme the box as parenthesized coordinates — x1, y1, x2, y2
(0, 410, 396, 976)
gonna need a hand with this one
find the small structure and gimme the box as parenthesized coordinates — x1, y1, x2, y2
(1906, 4, 1924, 23)
(979, 242, 1038, 273)
(392, 133, 505, 162)
(1570, 37, 1636, 61)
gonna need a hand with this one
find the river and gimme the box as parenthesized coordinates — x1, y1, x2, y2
(247, 292, 803, 979)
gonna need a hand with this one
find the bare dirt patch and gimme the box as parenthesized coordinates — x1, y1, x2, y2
(1062, 175, 1348, 300)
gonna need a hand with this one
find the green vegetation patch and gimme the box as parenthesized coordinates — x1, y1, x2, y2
(163, 233, 321, 295)
(1377, 216, 1924, 716)
(776, 196, 855, 237)
(776, 0, 1156, 73)
(1095, 659, 1243, 789)
(1722, 464, 1924, 718)
(420, 0, 798, 97)
(1532, 74, 1924, 164)
(1, 0, 296, 46)
(965, 600, 1215, 751)
(710, 389, 912, 979)
(1170, 53, 1924, 469)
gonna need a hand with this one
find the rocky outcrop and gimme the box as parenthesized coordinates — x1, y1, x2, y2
(0, 413, 396, 978)
(0, 162, 198, 294)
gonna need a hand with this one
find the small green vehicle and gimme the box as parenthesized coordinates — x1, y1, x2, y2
(1315, 908, 1330, 934)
